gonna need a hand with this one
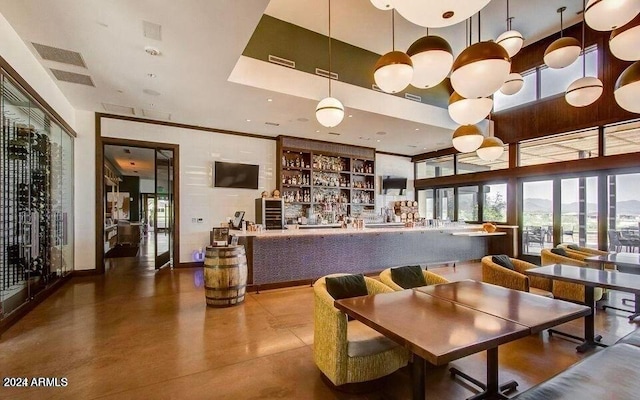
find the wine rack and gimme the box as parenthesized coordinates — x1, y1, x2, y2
(277, 136, 376, 224)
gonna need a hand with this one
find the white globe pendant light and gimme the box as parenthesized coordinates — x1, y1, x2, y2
(316, 97, 345, 127)
(500, 72, 524, 95)
(448, 92, 493, 125)
(566, 1, 603, 108)
(370, 0, 394, 10)
(393, 0, 490, 28)
(610, 14, 640, 61)
(374, 10, 413, 93)
(316, 0, 345, 128)
(544, 7, 581, 69)
(407, 34, 453, 89)
(614, 61, 640, 113)
(585, 0, 640, 31)
(477, 136, 505, 161)
(496, 1, 524, 58)
(452, 125, 485, 153)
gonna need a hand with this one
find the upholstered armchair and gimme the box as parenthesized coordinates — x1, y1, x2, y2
(540, 249, 603, 303)
(379, 267, 449, 291)
(313, 274, 409, 387)
(558, 243, 608, 257)
(481, 256, 553, 297)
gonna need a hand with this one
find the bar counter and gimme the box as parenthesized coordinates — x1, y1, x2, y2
(236, 225, 514, 289)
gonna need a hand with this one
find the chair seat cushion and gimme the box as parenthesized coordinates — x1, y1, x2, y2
(550, 247, 568, 257)
(567, 244, 580, 251)
(347, 320, 400, 357)
(325, 274, 368, 300)
(529, 287, 554, 298)
(390, 265, 427, 289)
(616, 329, 640, 347)
(492, 255, 515, 270)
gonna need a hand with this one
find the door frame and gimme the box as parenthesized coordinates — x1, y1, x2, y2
(96, 135, 180, 274)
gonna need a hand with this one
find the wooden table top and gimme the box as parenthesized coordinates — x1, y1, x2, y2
(335, 289, 530, 365)
(526, 264, 640, 294)
(584, 252, 640, 269)
(416, 281, 590, 334)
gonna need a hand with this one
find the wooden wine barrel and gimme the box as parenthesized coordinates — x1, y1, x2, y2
(204, 245, 247, 307)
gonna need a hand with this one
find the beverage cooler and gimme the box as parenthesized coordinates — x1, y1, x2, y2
(255, 198, 284, 230)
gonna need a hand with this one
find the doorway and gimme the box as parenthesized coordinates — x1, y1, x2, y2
(99, 139, 178, 272)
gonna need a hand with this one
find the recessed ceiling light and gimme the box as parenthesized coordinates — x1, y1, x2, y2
(376, 139, 381, 142)
(316, 130, 320, 133)
(423, 147, 427, 150)
(147, 73, 156, 78)
(246, 119, 251, 122)
(415, 128, 420, 131)
(267, 98, 273, 102)
(348, 114, 353, 118)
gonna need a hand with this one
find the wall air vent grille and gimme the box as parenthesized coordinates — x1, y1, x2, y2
(32, 43, 87, 67)
(405, 93, 422, 102)
(143, 21, 162, 40)
(315, 68, 338, 80)
(50, 69, 94, 86)
(142, 109, 171, 120)
(268, 55, 295, 69)
(328, 132, 341, 136)
(102, 103, 135, 115)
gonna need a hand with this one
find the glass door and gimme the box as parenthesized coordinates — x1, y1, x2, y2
(154, 150, 172, 269)
(522, 180, 554, 256)
(561, 177, 598, 249)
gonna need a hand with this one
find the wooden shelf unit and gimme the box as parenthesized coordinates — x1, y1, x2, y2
(277, 136, 376, 221)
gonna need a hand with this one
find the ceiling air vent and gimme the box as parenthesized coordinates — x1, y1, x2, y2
(328, 132, 340, 136)
(407, 145, 418, 148)
(102, 103, 135, 115)
(372, 84, 383, 92)
(405, 93, 422, 102)
(268, 55, 295, 69)
(143, 21, 162, 40)
(264, 121, 280, 126)
(315, 68, 338, 80)
(50, 69, 94, 86)
(32, 43, 87, 68)
(142, 109, 171, 120)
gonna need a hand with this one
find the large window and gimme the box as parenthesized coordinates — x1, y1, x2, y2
(519, 129, 599, 167)
(540, 46, 598, 98)
(458, 186, 479, 221)
(435, 188, 454, 220)
(494, 69, 537, 112)
(522, 180, 554, 255)
(607, 173, 640, 252)
(417, 189, 434, 219)
(416, 155, 454, 179)
(605, 119, 640, 156)
(561, 177, 598, 249)
(457, 145, 509, 174)
(483, 183, 507, 223)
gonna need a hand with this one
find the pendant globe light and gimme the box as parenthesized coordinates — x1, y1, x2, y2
(544, 7, 581, 69)
(450, 11, 511, 99)
(393, 0, 490, 28)
(496, 0, 524, 58)
(374, 10, 413, 93)
(316, 0, 344, 128)
(452, 124, 485, 153)
(500, 72, 524, 95)
(610, 14, 640, 61)
(370, 0, 394, 10)
(476, 118, 505, 161)
(407, 29, 454, 89)
(585, 0, 640, 31)
(448, 92, 493, 125)
(614, 61, 640, 113)
(566, 0, 603, 107)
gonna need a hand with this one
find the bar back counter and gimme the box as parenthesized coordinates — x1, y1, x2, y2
(236, 225, 513, 290)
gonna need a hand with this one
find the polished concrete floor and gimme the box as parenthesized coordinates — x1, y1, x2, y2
(0, 254, 638, 399)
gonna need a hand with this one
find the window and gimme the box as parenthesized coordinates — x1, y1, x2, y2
(604, 119, 640, 156)
(417, 189, 434, 219)
(522, 180, 554, 255)
(457, 145, 509, 174)
(416, 155, 454, 179)
(457, 186, 479, 221)
(483, 183, 507, 223)
(519, 129, 599, 167)
(607, 173, 640, 252)
(494, 70, 537, 112)
(540, 46, 598, 98)
(561, 177, 598, 249)
(435, 188, 454, 220)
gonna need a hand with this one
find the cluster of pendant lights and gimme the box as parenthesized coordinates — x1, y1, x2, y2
(316, 0, 640, 149)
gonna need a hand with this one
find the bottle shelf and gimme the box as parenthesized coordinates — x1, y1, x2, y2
(352, 172, 374, 176)
(282, 166, 311, 171)
(282, 184, 311, 188)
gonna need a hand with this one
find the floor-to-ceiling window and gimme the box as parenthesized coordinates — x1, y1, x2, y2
(561, 177, 598, 249)
(522, 180, 554, 255)
(607, 173, 640, 252)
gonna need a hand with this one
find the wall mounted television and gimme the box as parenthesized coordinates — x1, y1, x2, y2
(382, 176, 407, 194)
(214, 162, 259, 189)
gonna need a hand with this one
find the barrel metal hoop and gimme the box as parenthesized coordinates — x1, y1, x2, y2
(203, 263, 247, 269)
(205, 295, 246, 301)
(205, 284, 247, 291)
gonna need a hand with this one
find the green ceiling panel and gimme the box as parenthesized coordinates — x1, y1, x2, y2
(243, 15, 451, 109)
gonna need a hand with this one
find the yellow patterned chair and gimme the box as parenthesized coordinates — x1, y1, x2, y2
(481, 256, 553, 297)
(379, 267, 449, 291)
(313, 274, 409, 388)
(558, 243, 608, 257)
(540, 249, 603, 303)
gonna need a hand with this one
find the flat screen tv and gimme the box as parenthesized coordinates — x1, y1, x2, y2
(382, 177, 407, 194)
(214, 162, 259, 189)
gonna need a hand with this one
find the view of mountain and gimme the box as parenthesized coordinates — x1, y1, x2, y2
(524, 199, 640, 215)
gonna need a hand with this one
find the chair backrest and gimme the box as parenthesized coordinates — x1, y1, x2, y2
(608, 230, 621, 245)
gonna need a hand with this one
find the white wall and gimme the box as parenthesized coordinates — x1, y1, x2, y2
(101, 118, 276, 264)
(73, 110, 96, 270)
(375, 154, 415, 212)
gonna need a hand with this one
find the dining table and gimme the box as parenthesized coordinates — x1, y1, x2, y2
(334, 281, 589, 400)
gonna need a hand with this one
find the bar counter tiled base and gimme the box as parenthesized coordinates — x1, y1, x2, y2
(0, 260, 636, 400)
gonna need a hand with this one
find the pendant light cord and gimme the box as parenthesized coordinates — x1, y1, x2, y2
(328, 0, 332, 96)
(560, 8, 564, 38)
(392, 10, 395, 51)
(582, 0, 586, 77)
(478, 11, 481, 42)
(506, 0, 510, 29)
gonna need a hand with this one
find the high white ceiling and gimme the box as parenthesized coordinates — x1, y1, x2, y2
(0, 0, 584, 156)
